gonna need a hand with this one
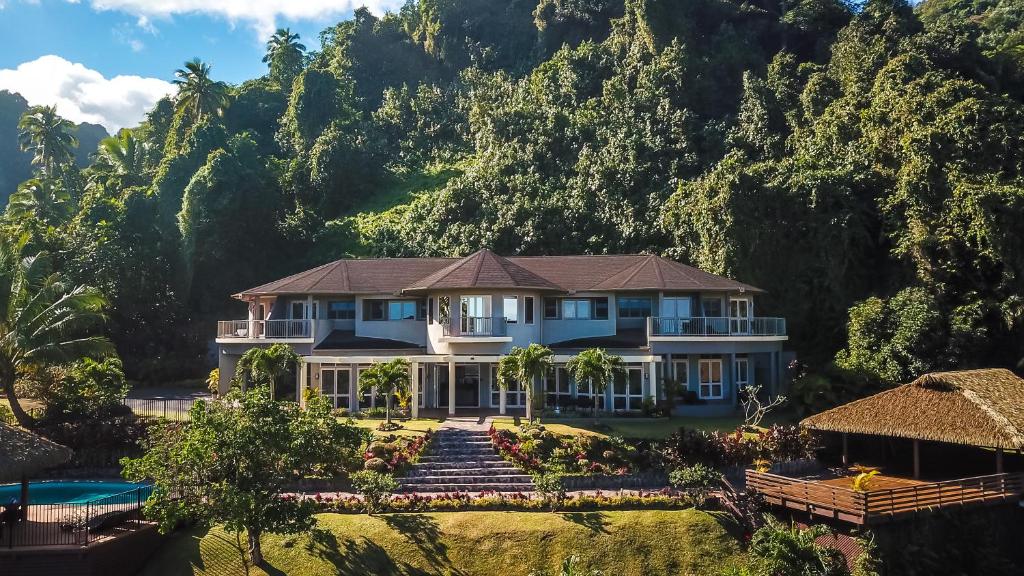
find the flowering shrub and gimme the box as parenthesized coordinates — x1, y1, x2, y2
(362, 429, 433, 474)
(488, 425, 641, 475)
(316, 488, 697, 514)
(660, 425, 815, 470)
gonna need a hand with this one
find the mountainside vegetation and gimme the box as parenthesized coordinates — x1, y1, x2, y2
(1, 0, 1023, 411)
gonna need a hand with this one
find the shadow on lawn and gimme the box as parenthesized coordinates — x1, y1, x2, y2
(382, 514, 466, 575)
(560, 511, 610, 534)
(306, 527, 434, 576)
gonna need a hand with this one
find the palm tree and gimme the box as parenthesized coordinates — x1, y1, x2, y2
(497, 343, 554, 423)
(0, 238, 115, 427)
(263, 28, 305, 88)
(358, 358, 410, 425)
(236, 344, 299, 400)
(565, 348, 626, 425)
(89, 129, 148, 190)
(173, 59, 229, 126)
(5, 178, 73, 226)
(18, 105, 78, 176)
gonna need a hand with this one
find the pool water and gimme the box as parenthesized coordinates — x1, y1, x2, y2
(0, 480, 153, 505)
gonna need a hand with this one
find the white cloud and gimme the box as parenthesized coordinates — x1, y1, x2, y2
(85, 0, 405, 39)
(0, 55, 174, 133)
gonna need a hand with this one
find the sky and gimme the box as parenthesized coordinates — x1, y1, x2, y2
(0, 0, 405, 133)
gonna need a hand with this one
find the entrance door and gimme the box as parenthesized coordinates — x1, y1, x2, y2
(612, 367, 643, 411)
(436, 365, 481, 409)
(729, 297, 751, 334)
(320, 367, 351, 410)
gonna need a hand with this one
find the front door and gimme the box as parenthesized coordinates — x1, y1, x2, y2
(729, 297, 751, 334)
(320, 367, 351, 410)
(436, 365, 481, 409)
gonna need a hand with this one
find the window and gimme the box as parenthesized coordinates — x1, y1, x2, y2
(327, 301, 355, 320)
(388, 300, 417, 320)
(490, 367, 524, 407)
(544, 297, 559, 319)
(612, 367, 644, 410)
(699, 359, 723, 399)
(544, 367, 572, 407)
(290, 301, 306, 319)
(701, 297, 723, 317)
(672, 359, 689, 384)
(524, 297, 535, 324)
(320, 367, 351, 410)
(503, 295, 518, 324)
(663, 297, 692, 318)
(364, 300, 385, 321)
(427, 298, 434, 323)
(460, 295, 490, 318)
(438, 296, 450, 323)
(618, 297, 652, 318)
(562, 299, 591, 319)
(417, 299, 428, 320)
(594, 297, 609, 319)
(734, 357, 749, 387)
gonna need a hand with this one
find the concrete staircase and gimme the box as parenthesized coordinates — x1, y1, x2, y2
(399, 427, 534, 493)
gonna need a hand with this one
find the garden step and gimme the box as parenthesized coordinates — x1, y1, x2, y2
(411, 460, 511, 469)
(402, 474, 534, 484)
(416, 455, 504, 463)
(398, 482, 535, 493)
(408, 467, 523, 477)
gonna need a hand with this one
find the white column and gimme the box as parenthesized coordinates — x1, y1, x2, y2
(499, 385, 507, 415)
(297, 359, 307, 408)
(648, 360, 658, 402)
(448, 360, 456, 415)
(411, 361, 420, 420)
(350, 363, 359, 412)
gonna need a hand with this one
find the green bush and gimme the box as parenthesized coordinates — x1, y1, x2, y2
(534, 473, 567, 510)
(668, 464, 723, 508)
(350, 470, 398, 514)
(746, 516, 848, 576)
(363, 457, 388, 472)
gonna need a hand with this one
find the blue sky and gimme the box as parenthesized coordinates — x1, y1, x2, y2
(0, 0, 402, 132)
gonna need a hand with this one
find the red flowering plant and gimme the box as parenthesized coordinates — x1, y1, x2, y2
(362, 429, 434, 475)
(488, 425, 641, 476)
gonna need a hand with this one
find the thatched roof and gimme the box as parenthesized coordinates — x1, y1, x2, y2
(801, 369, 1024, 450)
(0, 422, 72, 482)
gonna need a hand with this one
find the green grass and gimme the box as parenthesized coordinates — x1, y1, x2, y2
(490, 412, 793, 439)
(140, 510, 745, 576)
(346, 417, 442, 439)
(355, 161, 465, 215)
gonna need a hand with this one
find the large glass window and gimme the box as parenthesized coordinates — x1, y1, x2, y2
(290, 300, 306, 319)
(699, 359, 723, 399)
(388, 300, 417, 320)
(617, 297, 652, 318)
(364, 300, 385, 321)
(320, 367, 351, 410)
(562, 299, 592, 320)
(663, 297, 692, 318)
(594, 297, 609, 319)
(460, 295, 490, 318)
(544, 297, 558, 319)
(544, 367, 572, 407)
(327, 300, 355, 320)
(490, 367, 525, 407)
(503, 295, 518, 324)
(701, 297, 723, 317)
(524, 296, 535, 324)
(612, 368, 644, 410)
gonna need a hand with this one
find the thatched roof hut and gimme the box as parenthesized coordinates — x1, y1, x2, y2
(801, 369, 1024, 451)
(0, 421, 72, 483)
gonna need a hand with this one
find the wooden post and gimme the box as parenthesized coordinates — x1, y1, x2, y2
(913, 439, 920, 480)
(997, 448, 1004, 474)
(842, 433, 849, 467)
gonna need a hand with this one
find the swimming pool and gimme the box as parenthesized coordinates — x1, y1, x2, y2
(0, 480, 153, 505)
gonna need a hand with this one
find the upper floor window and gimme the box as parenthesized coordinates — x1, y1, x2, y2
(618, 297, 652, 318)
(290, 300, 307, 319)
(701, 297, 723, 318)
(662, 297, 691, 318)
(327, 300, 355, 320)
(544, 297, 608, 320)
(438, 296, 450, 323)
(461, 295, 491, 319)
(562, 298, 591, 320)
(503, 295, 518, 324)
(524, 296, 535, 324)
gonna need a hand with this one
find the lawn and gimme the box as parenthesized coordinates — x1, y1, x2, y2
(346, 417, 442, 439)
(140, 510, 746, 576)
(489, 413, 793, 439)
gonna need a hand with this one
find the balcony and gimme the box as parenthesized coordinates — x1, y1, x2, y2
(648, 316, 786, 339)
(216, 319, 313, 341)
(441, 316, 510, 341)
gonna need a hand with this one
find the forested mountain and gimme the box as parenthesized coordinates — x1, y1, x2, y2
(0, 90, 106, 201)
(3, 0, 1023, 409)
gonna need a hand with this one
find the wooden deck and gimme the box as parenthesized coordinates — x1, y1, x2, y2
(746, 470, 1024, 525)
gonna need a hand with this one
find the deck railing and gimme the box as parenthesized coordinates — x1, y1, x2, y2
(649, 316, 786, 337)
(1, 486, 150, 548)
(746, 469, 1024, 525)
(442, 316, 507, 337)
(217, 319, 312, 339)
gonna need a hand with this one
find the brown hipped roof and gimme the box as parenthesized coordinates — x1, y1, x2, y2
(801, 369, 1024, 450)
(236, 250, 764, 297)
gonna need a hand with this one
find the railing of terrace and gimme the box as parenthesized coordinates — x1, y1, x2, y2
(441, 316, 508, 337)
(216, 319, 312, 339)
(649, 316, 786, 337)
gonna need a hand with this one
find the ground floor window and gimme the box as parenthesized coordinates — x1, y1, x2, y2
(699, 358, 724, 399)
(734, 357, 749, 390)
(672, 358, 689, 403)
(490, 366, 525, 407)
(612, 367, 643, 410)
(544, 367, 572, 407)
(319, 366, 351, 410)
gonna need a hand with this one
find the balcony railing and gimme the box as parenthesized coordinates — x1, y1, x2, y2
(217, 319, 313, 339)
(442, 316, 508, 337)
(649, 316, 786, 337)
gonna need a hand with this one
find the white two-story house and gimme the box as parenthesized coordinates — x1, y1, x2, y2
(215, 249, 788, 417)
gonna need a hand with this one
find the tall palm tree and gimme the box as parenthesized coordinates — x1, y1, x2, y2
(358, 358, 410, 425)
(173, 59, 229, 126)
(565, 348, 626, 425)
(497, 343, 554, 422)
(0, 237, 115, 427)
(263, 28, 305, 88)
(18, 105, 78, 177)
(5, 178, 73, 226)
(89, 129, 149, 190)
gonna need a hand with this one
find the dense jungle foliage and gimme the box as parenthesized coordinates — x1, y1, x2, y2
(3, 0, 1023, 412)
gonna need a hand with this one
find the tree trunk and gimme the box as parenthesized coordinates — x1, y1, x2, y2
(385, 393, 391, 425)
(594, 393, 600, 426)
(525, 388, 533, 423)
(248, 528, 263, 566)
(3, 370, 33, 427)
